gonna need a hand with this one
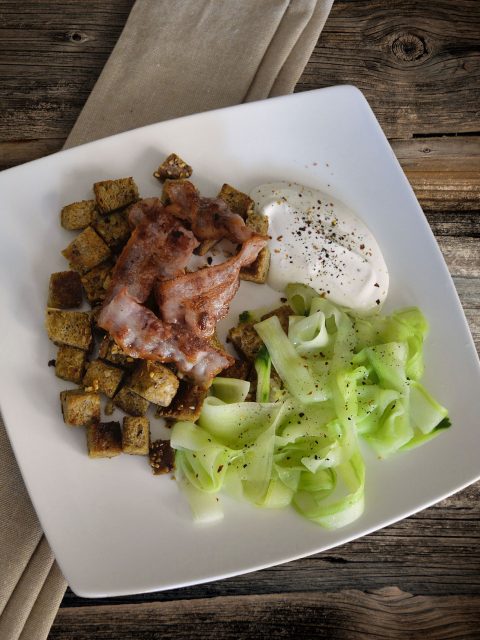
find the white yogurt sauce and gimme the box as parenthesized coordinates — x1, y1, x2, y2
(250, 182, 389, 313)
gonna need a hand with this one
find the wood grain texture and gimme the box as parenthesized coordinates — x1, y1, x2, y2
(50, 588, 480, 639)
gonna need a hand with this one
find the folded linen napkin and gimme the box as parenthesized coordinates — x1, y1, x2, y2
(0, 1, 333, 637)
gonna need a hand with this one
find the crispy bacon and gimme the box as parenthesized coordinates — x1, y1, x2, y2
(98, 289, 233, 385)
(165, 180, 257, 244)
(106, 200, 198, 303)
(155, 235, 267, 337)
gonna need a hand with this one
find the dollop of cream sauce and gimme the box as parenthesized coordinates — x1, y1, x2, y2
(250, 182, 389, 313)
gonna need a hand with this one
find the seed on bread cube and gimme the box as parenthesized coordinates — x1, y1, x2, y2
(80, 261, 113, 305)
(218, 183, 253, 219)
(98, 336, 136, 368)
(47, 271, 83, 309)
(122, 417, 150, 455)
(45, 309, 92, 350)
(113, 386, 149, 417)
(62, 226, 111, 274)
(60, 389, 100, 426)
(155, 381, 207, 422)
(128, 361, 179, 407)
(93, 177, 139, 214)
(227, 322, 263, 361)
(153, 153, 193, 181)
(91, 210, 131, 250)
(60, 200, 96, 230)
(86, 421, 122, 458)
(83, 359, 123, 398)
(55, 345, 87, 384)
(240, 246, 270, 284)
(149, 439, 175, 475)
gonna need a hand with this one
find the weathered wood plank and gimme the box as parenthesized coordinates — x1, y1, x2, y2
(392, 137, 480, 172)
(297, 0, 480, 139)
(437, 237, 480, 278)
(50, 588, 480, 639)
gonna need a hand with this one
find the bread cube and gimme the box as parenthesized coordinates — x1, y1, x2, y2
(209, 330, 225, 352)
(47, 271, 83, 309)
(195, 238, 218, 257)
(240, 247, 270, 284)
(60, 200, 96, 230)
(122, 416, 150, 455)
(60, 389, 100, 426)
(55, 345, 87, 384)
(91, 210, 131, 250)
(83, 359, 123, 398)
(218, 183, 253, 219)
(62, 226, 111, 274)
(155, 381, 207, 422)
(227, 322, 263, 361)
(80, 261, 113, 305)
(93, 177, 139, 214)
(129, 361, 179, 406)
(86, 421, 122, 458)
(153, 153, 192, 181)
(260, 305, 293, 334)
(220, 358, 251, 381)
(45, 309, 92, 350)
(149, 439, 175, 475)
(245, 206, 269, 236)
(98, 336, 136, 368)
(113, 386, 149, 416)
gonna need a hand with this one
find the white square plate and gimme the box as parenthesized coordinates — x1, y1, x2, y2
(1, 86, 479, 597)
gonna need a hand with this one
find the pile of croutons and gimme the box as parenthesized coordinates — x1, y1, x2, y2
(45, 154, 271, 474)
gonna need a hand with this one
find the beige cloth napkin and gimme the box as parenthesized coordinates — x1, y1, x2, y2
(0, 1, 333, 638)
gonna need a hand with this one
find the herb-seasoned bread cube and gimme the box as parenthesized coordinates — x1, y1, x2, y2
(86, 421, 122, 458)
(93, 177, 139, 214)
(149, 439, 175, 475)
(83, 359, 123, 398)
(153, 153, 192, 181)
(80, 261, 113, 305)
(47, 271, 83, 308)
(209, 330, 224, 352)
(60, 389, 100, 426)
(62, 226, 111, 274)
(245, 206, 269, 236)
(240, 247, 270, 284)
(260, 305, 293, 333)
(220, 358, 251, 381)
(218, 184, 253, 219)
(113, 386, 149, 416)
(60, 200, 96, 230)
(129, 361, 179, 406)
(45, 309, 92, 350)
(227, 321, 263, 361)
(55, 345, 87, 384)
(122, 417, 149, 455)
(155, 381, 207, 422)
(91, 210, 131, 250)
(98, 336, 136, 368)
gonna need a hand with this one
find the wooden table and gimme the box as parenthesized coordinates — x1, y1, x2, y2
(1, 1, 479, 638)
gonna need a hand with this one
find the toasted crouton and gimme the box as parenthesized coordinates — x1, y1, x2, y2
(91, 210, 131, 250)
(86, 421, 122, 458)
(80, 261, 113, 306)
(129, 361, 179, 407)
(149, 439, 175, 475)
(62, 226, 111, 274)
(218, 184, 253, 219)
(60, 200, 96, 230)
(122, 417, 150, 455)
(155, 381, 207, 422)
(209, 330, 224, 352)
(240, 247, 270, 284)
(113, 386, 149, 417)
(94, 177, 139, 214)
(195, 238, 218, 257)
(60, 389, 100, 426)
(245, 206, 269, 236)
(153, 153, 192, 181)
(220, 358, 251, 381)
(227, 322, 263, 361)
(47, 271, 83, 309)
(260, 305, 293, 334)
(45, 309, 92, 350)
(83, 359, 123, 398)
(98, 336, 136, 368)
(55, 345, 87, 384)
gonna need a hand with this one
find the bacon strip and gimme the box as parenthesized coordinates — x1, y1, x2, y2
(155, 235, 267, 337)
(98, 289, 233, 385)
(165, 180, 258, 244)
